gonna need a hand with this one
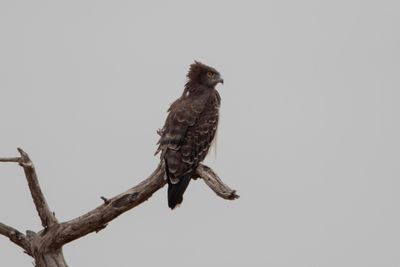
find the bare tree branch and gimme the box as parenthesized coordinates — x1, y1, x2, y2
(0, 222, 32, 256)
(196, 164, 239, 200)
(1, 149, 238, 266)
(47, 162, 238, 248)
(50, 162, 167, 248)
(0, 157, 20, 163)
(17, 148, 58, 229)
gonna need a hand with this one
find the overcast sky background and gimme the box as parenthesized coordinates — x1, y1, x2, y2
(1, 1, 399, 266)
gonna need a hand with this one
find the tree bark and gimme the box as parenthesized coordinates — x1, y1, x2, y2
(0, 148, 238, 266)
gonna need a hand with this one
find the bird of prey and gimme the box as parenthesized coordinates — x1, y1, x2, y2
(155, 61, 224, 209)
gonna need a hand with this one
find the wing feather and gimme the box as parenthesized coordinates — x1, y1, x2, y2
(156, 91, 210, 154)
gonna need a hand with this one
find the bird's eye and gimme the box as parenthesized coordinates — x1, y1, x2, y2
(207, 72, 215, 78)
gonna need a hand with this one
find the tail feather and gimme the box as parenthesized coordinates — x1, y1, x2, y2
(168, 174, 191, 209)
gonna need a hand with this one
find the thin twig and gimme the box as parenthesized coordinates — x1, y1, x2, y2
(100, 196, 110, 204)
(0, 157, 20, 163)
(17, 148, 58, 228)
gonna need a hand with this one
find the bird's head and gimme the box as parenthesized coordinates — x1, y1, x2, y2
(187, 61, 224, 88)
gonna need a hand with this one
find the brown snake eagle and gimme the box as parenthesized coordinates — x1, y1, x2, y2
(155, 61, 224, 209)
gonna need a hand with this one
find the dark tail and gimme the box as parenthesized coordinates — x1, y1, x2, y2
(168, 174, 191, 209)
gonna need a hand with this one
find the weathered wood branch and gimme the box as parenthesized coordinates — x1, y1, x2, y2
(17, 148, 58, 228)
(51, 162, 167, 248)
(0, 149, 238, 267)
(0, 157, 20, 162)
(0, 222, 32, 256)
(196, 164, 239, 200)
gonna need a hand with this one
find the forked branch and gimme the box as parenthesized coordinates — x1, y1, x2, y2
(0, 148, 238, 267)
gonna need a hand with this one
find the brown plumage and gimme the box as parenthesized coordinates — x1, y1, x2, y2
(156, 61, 224, 209)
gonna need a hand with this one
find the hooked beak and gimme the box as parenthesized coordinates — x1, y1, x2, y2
(217, 77, 224, 84)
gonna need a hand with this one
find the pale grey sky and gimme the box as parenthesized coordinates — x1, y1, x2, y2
(1, 1, 399, 266)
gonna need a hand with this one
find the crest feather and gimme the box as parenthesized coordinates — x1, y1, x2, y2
(187, 60, 219, 81)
